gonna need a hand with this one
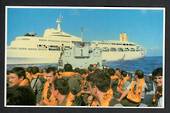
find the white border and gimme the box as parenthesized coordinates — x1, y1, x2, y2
(5, 6, 165, 108)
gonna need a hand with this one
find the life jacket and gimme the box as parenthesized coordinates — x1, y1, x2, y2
(127, 78, 145, 103)
(41, 82, 49, 100)
(117, 76, 129, 94)
(89, 89, 113, 106)
(41, 81, 57, 106)
(66, 92, 75, 106)
(100, 88, 113, 106)
(61, 72, 78, 77)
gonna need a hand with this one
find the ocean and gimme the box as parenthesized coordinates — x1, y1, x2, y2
(105, 56, 163, 75)
(7, 56, 163, 75)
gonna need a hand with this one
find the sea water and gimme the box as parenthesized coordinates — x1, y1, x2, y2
(106, 56, 163, 75)
(7, 56, 163, 75)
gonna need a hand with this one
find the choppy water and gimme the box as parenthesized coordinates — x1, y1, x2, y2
(7, 56, 162, 75)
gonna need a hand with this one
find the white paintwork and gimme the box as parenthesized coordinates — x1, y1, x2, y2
(7, 18, 145, 64)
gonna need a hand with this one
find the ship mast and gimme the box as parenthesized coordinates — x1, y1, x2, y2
(81, 27, 84, 41)
(56, 16, 63, 32)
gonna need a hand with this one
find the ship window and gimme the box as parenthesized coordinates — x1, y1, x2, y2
(49, 45, 60, 51)
(49, 48, 60, 51)
(110, 48, 117, 52)
(124, 48, 129, 51)
(129, 44, 135, 46)
(64, 46, 71, 50)
(39, 39, 47, 41)
(22, 38, 30, 40)
(118, 48, 123, 52)
(10, 47, 17, 49)
(37, 44, 48, 48)
(130, 48, 135, 51)
(28, 48, 37, 50)
(136, 49, 140, 51)
(102, 47, 109, 52)
(38, 48, 47, 51)
(19, 48, 27, 50)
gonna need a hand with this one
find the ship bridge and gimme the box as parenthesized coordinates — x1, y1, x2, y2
(43, 17, 82, 42)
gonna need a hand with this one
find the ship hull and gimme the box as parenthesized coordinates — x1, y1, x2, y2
(7, 49, 61, 64)
(102, 51, 145, 61)
(7, 49, 145, 64)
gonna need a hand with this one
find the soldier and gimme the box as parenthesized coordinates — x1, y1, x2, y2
(7, 86, 36, 105)
(116, 70, 147, 106)
(7, 67, 28, 88)
(152, 67, 163, 107)
(61, 64, 78, 77)
(88, 71, 113, 106)
(40, 67, 57, 106)
(52, 78, 70, 106)
(30, 66, 42, 104)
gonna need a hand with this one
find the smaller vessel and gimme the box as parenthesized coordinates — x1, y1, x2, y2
(58, 41, 102, 69)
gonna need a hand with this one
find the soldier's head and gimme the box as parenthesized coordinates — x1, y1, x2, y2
(115, 68, 122, 78)
(53, 78, 70, 97)
(64, 63, 73, 72)
(7, 86, 36, 105)
(45, 67, 57, 83)
(135, 70, 144, 80)
(31, 66, 39, 79)
(107, 68, 115, 77)
(90, 71, 111, 97)
(152, 67, 163, 87)
(7, 67, 26, 87)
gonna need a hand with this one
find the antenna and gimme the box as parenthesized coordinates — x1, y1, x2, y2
(81, 27, 84, 41)
(56, 15, 63, 32)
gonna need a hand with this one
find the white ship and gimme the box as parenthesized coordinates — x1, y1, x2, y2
(7, 17, 145, 65)
(7, 17, 82, 64)
(91, 33, 146, 61)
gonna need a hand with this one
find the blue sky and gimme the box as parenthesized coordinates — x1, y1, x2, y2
(7, 7, 164, 56)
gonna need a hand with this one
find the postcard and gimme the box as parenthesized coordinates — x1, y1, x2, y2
(5, 6, 165, 108)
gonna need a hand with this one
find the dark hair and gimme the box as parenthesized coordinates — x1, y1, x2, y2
(64, 63, 73, 72)
(7, 70, 11, 75)
(93, 71, 111, 92)
(31, 66, 39, 74)
(88, 64, 95, 72)
(26, 67, 33, 73)
(74, 68, 80, 73)
(10, 67, 26, 79)
(115, 68, 121, 72)
(79, 69, 88, 75)
(54, 78, 70, 95)
(7, 86, 36, 105)
(135, 70, 144, 79)
(107, 68, 115, 76)
(46, 67, 57, 75)
(152, 67, 162, 78)
(121, 70, 128, 77)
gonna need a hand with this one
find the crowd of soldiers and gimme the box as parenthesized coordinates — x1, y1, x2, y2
(6, 64, 163, 107)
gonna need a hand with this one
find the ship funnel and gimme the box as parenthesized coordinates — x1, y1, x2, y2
(120, 32, 128, 42)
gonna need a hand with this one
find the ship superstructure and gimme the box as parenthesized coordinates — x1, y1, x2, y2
(7, 17, 146, 65)
(91, 33, 145, 61)
(7, 17, 82, 64)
